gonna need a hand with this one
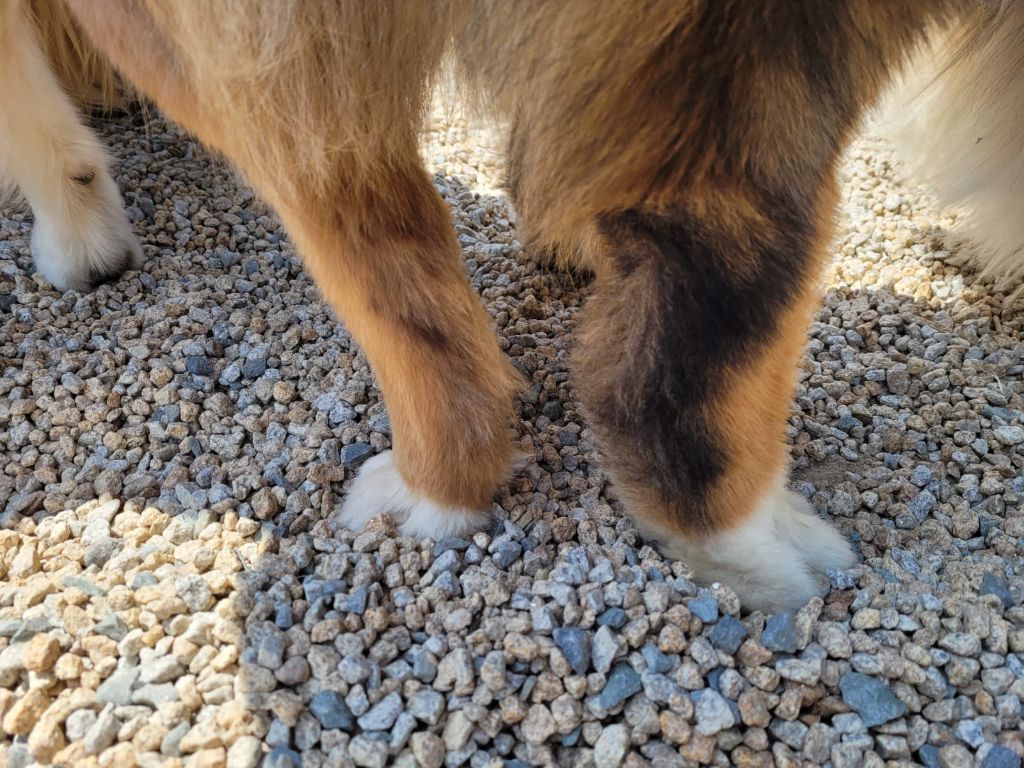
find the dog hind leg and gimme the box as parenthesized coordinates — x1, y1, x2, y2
(575, 200, 856, 612)
(461, 1, 949, 609)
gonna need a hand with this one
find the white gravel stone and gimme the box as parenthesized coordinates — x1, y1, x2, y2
(594, 723, 630, 768)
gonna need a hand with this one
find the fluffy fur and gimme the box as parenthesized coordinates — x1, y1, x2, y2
(337, 452, 492, 539)
(25, 0, 126, 108)
(878, 3, 1024, 285)
(5, 0, 1020, 609)
(648, 474, 856, 612)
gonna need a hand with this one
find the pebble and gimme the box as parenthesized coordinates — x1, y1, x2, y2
(411, 733, 445, 768)
(349, 735, 388, 768)
(939, 633, 982, 657)
(357, 692, 402, 731)
(83, 706, 120, 755)
(839, 672, 909, 727)
(96, 665, 140, 706)
(598, 664, 643, 710)
(982, 746, 1023, 768)
(594, 723, 630, 768)
(992, 426, 1024, 445)
(980, 573, 1015, 608)
(695, 690, 737, 736)
(227, 736, 263, 768)
(140, 657, 185, 684)
(132, 684, 179, 708)
(689, 596, 719, 623)
(22, 635, 60, 672)
(592, 625, 619, 675)
(597, 608, 627, 628)
(407, 690, 445, 726)
(762, 612, 798, 654)
(161, 722, 190, 757)
(553, 627, 592, 676)
(708, 615, 748, 654)
(309, 691, 354, 730)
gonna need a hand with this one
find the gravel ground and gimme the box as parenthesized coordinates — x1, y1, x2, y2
(0, 104, 1022, 768)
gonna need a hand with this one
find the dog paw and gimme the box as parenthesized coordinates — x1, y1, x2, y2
(31, 168, 142, 291)
(647, 480, 856, 612)
(335, 451, 491, 539)
(774, 487, 858, 577)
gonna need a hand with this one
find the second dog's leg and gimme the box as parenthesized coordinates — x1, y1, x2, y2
(0, 2, 140, 291)
(577, 195, 855, 611)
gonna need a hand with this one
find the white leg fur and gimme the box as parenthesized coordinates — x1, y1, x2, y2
(647, 476, 856, 612)
(0, 1, 141, 291)
(874, 6, 1024, 284)
(336, 451, 491, 539)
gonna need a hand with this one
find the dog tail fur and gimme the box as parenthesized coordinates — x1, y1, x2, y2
(878, 2, 1024, 284)
(24, 0, 128, 109)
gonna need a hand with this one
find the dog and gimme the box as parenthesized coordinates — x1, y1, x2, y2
(2, 0, 1021, 611)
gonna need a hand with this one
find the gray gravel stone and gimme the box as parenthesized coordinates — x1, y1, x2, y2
(357, 691, 402, 731)
(762, 612, 798, 653)
(553, 627, 592, 676)
(982, 746, 1023, 768)
(598, 663, 643, 710)
(264, 746, 301, 768)
(708, 615, 748, 654)
(96, 665, 140, 706)
(839, 671, 909, 727)
(132, 683, 180, 708)
(980, 572, 1015, 607)
(695, 690, 736, 736)
(83, 705, 119, 755)
(161, 721, 190, 757)
(689, 596, 719, 623)
(594, 723, 629, 768)
(310, 691, 355, 730)
(65, 710, 97, 741)
(592, 625, 618, 675)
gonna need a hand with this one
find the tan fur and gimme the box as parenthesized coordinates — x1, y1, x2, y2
(277, 186, 521, 511)
(467, 2, 960, 246)
(62, 0, 519, 511)
(66, 1, 455, 210)
(706, 181, 842, 532)
(25, 0, 127, 108)
(13, 0, 1014, 607)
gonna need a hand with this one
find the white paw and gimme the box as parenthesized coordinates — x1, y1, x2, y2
(774, 488, 858, 576)
(335, 451, 490, 539)
(649, 478, 856, 612)
(31, 169, 141, 291)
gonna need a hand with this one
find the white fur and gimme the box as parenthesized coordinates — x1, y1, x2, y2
(0, 2, 141, 291)
(875, 7, 1024, 284)
(647, 477, 856, 612)
(336, 451, 490, 539)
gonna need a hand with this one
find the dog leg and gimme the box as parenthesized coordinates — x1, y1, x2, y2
(0, 1, 140, 291)
(62, 0, 519, 538)
(575, 203, 856, 612)
(461, 2, 947, 610)
(276, 168, 521, 539)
